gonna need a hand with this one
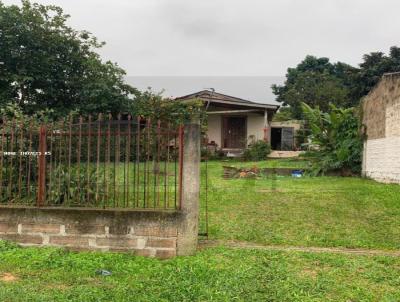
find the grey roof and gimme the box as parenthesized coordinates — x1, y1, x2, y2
(174, 90, 279, 110)
(125, 76, 283, 105)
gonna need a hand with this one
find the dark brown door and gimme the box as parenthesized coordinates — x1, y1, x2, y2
(222, 116, 247, 148)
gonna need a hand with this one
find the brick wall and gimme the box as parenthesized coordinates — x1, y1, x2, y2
(0, 207, 184, 259)
(362, 73, 400, 184)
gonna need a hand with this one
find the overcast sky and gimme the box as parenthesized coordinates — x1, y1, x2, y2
(4, 0, 400, 102)
(4, 0, 400, 76)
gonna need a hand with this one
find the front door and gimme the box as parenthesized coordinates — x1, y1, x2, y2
(222, 116, 247, 148)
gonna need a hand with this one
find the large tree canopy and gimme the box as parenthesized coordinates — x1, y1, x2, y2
(272, 56, 358, 119)
(355, 46, 400, 97)
(273, 47, 400, 119)
(0, 0, 138, 119)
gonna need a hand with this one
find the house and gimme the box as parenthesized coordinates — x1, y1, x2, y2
(362, 72, 400, 184)
(270, 120, 303, 151)
(175, 90, 280, 153)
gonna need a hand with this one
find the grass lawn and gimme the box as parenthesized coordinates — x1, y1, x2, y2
(0, 242, 399, 301)
(201, 159, 400, 250)
(1, 158, 400, 301)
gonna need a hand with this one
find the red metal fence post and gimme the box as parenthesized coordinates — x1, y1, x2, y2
(37, 125, 47, 206)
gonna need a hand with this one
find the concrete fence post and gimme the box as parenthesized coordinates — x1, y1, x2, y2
(177, 117, 201, 256)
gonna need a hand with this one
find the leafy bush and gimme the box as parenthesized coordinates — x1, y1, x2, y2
(243, 140, 271, 161)
(47, 164, 117, 206)
(301, 103, 363, 175)
(201, 147, 224, 160)
(0, 240, 19, 252)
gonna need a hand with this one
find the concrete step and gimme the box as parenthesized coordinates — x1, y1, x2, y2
(268, 150, 303, 158)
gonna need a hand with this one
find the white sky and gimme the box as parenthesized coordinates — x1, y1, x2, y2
(3, 0, 400, 77)
(126, 76, 283, 104)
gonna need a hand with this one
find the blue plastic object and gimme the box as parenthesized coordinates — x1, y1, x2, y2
(291, 170, 303, 177)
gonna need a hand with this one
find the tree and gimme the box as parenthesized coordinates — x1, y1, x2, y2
(0, 0, 138, 119)
(272, 106, 294, 122)
(274, 47, 400, 119)
(272, 56, 359, 119)
(354, 46, 400, 97)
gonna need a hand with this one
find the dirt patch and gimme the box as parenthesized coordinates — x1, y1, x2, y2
(300, 268, 318, 279)
(0, 273, 19, 282)
(45, 284, 71, 290)
(199, 240, 400, 257)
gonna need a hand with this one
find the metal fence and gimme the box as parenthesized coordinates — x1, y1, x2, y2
(0, 115, 184, 209)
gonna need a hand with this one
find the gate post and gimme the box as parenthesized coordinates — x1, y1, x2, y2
(177, 117, 200, 256)
(37, 126, 47, 206)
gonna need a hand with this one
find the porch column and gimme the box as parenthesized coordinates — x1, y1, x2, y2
(263, 110, 270, 143)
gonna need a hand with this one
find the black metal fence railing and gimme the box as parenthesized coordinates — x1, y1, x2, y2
(0, 115, 184, 210)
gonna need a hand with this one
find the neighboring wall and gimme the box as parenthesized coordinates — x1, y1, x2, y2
(362, 73, 400, 184)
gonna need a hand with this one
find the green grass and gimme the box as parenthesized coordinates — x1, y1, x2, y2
(1, 158, 400, 301)
(200, 159, 400, 250)
(0, 242, 399, 301)
(215, 157, 309, 169)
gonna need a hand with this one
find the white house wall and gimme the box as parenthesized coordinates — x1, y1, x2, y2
(246, 113, 265, 142)
(206, 113, 266, 148)
(207, 114, 222, 146)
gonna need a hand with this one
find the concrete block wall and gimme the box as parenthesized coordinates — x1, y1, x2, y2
(363, 137, 400, 183)
(362, 73, 400, 184)
(0, 207, 183, 259)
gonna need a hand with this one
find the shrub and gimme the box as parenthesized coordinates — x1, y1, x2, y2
(201, 147, 225, 160)
(301, 102, 363, 175)
(243, 140, 271, 161)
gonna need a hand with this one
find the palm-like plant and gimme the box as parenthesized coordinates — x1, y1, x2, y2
(301, 103, 363, 175)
